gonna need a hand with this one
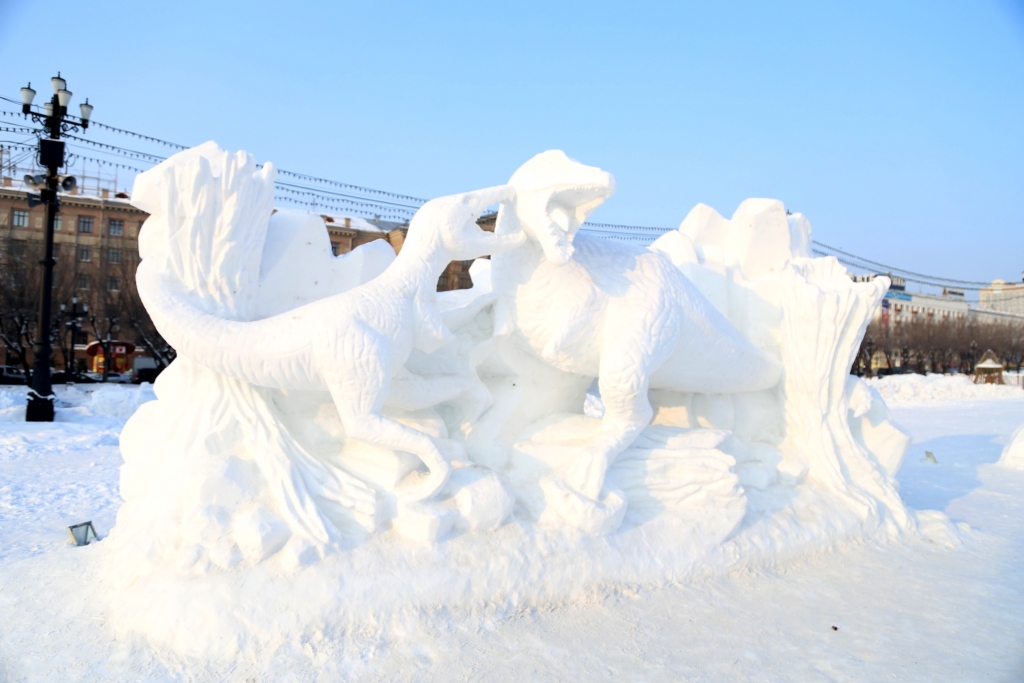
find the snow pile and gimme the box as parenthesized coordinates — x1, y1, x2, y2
(61, 384, 157, 422)
(999, 423, 1024, 469)
(869, 373, 1023, 405)
(0, 384, 155, 424)
(0, 386, 28, 420)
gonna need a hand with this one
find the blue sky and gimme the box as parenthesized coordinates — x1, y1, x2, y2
(1, 0, 1022, 289)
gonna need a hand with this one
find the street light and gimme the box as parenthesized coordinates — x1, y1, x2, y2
(60, 297, 88, 375)
(19, 72, 93, 422)
(20, 84, 36, 111)
(864, 339, 875, 378)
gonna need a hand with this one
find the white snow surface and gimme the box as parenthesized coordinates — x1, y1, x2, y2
(868, 372, 1024, 405)
(1000, 422, 1024, 470)
(0, 379, 1022, 680)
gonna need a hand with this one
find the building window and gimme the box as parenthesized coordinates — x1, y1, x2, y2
(10, 242, 27, 259)
(75, 273, 90, 290)
(109, 219, 124, 236)
(78, 216, 94, 233)
(108, 248, 122, 264)
(107, 276, 121, 292)
(55, 215, 62, 231)
(77, 245, 91, 262)
(13, 210, 29, 227)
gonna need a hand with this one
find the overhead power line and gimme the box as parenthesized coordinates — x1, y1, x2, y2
(63, 134, 167, 163)
(274, 195, 410, 221)
(272, 168, 427, 204)
(812, 240, 992, 287)
(811, 250, 994, 291)
(582, 221, 670, 233)
(273, 181, 420, 212)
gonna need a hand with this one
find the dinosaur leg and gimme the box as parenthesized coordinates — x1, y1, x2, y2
(325, 345, 452, 503)
(336, 404, 452, 502)
(564, 344, 657, 501)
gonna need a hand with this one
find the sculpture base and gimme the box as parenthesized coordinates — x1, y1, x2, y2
(100, 405, 942, 660)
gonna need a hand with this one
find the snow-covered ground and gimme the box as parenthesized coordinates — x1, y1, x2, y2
(1, 376, 1022, 681)
(868, 372, 1024, 405)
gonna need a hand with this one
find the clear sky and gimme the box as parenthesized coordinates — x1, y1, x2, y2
(1, 0, 1022, 289)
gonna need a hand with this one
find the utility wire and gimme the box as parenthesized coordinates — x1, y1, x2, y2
(812, 250, 993, 291)
(274, 195, 409, 221)
(63, 134, 167, 163)
(583, 221, 670, 232)
(812, 240, 992, 287)
(273, 181, 420, 212)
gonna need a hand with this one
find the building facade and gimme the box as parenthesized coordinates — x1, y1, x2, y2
(979, 279, 1024, 317)
(321, 211, 495, 292)
(855, 273, 1024, 327)
(1, 180, 150, 370)
(1, 181, 147, 304)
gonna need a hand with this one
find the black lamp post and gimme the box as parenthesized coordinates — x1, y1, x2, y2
(60, 296, 88, 375)
(19, 73, 93, 421)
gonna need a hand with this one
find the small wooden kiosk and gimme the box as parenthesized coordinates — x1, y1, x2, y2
(85, 340, 137, 374)
(973, 350, 1005, 385)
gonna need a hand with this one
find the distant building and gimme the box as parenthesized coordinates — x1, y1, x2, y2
(0, 179, 148, 298)
(852, 272, 906, 291)
(853, 273, 968, 324)
(320, 211, 495, 292)
(883, 289, 969, 324)
(1, 179, 151, 369)
(979, 278, 1024, 317)
(853, 271, 1024, 327)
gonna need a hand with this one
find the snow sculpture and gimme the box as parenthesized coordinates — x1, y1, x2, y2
(111, 143, 523, 572)
(110, 143, 914, 583)
(103, 143, 929, 657)
(482, 151, 782, 531)
(651, 193, 913, 531)
(453, 151, 913, 536)
(137, 178, 521, 506)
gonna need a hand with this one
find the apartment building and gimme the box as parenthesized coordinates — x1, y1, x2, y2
(980, 278, 1024, 317)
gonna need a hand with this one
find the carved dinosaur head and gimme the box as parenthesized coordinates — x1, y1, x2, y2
(496, 150, 616, 265)
(408, 184, 526, 262)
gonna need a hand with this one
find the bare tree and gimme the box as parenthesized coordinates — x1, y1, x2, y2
(855, 316, 1024, 375)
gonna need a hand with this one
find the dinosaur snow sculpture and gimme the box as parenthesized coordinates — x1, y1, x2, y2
(137, 180, 525, 505)
(105, 145, 924, 658)
(490, 151, 783, 513)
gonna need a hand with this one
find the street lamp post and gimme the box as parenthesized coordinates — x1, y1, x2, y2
(59, 296, 88, 375)
(864, 339, 875, 378)
(19, 73, 93, 421)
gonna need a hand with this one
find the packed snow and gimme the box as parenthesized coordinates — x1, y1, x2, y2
(869, 373, 1024, 405)
(0, 379, 1021, 679)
